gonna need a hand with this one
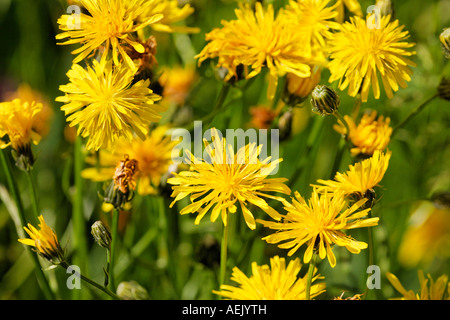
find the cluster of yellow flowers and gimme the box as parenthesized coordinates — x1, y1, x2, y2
(7, 0, 448, 301)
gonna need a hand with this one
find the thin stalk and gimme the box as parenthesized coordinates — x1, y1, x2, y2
(214, 83, 231, 111)
(364, 214, 375, 300)
(109, 208, 120, 292)
(391, 94, 438, 138)
(305, 252, 318, 300)
(24, 169, 40, 224)
(60, 261, 121, 300)
(0, 150, 54, 299)
(219, 216, 230, 293)
(73, 136, 88, 271)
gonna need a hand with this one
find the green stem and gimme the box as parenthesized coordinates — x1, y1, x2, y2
(72, 136, 88, 299)
(24, 169, 40, 224)
(364, 213, 375, 300)
(391, 94, 438, 138)
(305, 252, 318, 300)
(109, 208, 120, 292)
(0, 150, 55, 299)
(219, 216, 229, 293)
(334, 111, 350, 142)
(60, 261, 121, 300)
(214, 83, 231, 112)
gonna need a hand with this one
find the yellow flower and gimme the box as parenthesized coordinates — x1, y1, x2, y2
(328, 15, 416, 102)
(258, 190, 379, 268)
(196, 2, 314, 100)
(336, 0, 363, 23)
(397, 202, 450, 268)
(82, 126, 178, 195)
(168, 128, 291, 230)
(56, 59, 163, 151)
(333, 292, 364, 300)
(159, 65, 198, 106)
(0, 99, 43, 153)
(18, 215, 65, 263)
(213, 256, 326, 300)
(387, 270, 450, 300)
(56, 0, 163, 70)
(312, 150, 391, 199)
(284, 0, 341, 60)
(285, 67, 322, 102)
(5, 84, 53, 138)
(138, 0, 200, 33)
(334, 110, 392, 157)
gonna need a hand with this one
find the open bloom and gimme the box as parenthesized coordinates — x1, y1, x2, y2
(334, 111, 392, 157)
(56, 59, 163, 151)
(312, 150, 391, 199)
(284, 0, 340, 61)
(387, 270, 450, 300)
(258, 190, 379, 268)
(213, 256, 326, 300)
(137, 0, 199, 33)
(0, 99, 43, 152)
(327, 15, 416, 102)
(196, 2, 314, 100)
(18, 215, 65, 263)
(56, 0, 163, 69)
(82, 125, 178, 195)
(168, 129, 291, 230)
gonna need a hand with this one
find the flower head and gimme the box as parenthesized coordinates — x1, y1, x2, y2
(284, 0, 340, 60)
(138, 0, 199, 33)
(334, 111, 392, 157)
(327, 15, 416, 102)
(168, 129, 291, 230)
(18, 215, 65, 263)
(56, 0, 163, 69)
(196, 3, 314, 100)
(387, 270, 450, 300)
(258, 190, 379, 268)
(283, 67, 322, 107)
(0, 99, 43, 152)
(56, 59, 163, 151)
(82, 126, 178, 195)
(312, 150, 391, 200)
(213, 256, 326, 300)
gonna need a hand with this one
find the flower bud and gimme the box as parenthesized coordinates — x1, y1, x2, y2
(440, 28, 450, 59)
(376, 0, 395, 19)
(438, 77, 450, 100)
(282, 69, 321, 107)
(91, 221, 112, 249)
(431, 191, 450, 210)
(310, 85, 340, 116)
(116, 281, 149, 300)
(277, 108, 293, 140)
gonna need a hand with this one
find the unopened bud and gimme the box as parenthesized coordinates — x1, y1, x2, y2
(91, 221, 112, 249)
(116, 281, 149, 300)
(438, 77, 450, 100)
(310, 85, 340, 116)
(376, 0, 395, 18)
(440, 28, 450, 59)
(283, 69, 321, 107)
(431, 191, 450, 210)
(277, 108, 293, 140)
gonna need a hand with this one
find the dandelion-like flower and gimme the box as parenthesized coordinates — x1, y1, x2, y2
(213, 256, 326, 300)
(334, 111, 392, 157)
(284, 0, 340, 60)
(56, 0, 163, 69)
(138, 0, 200, 33)
(196, 2, 313, 100)
(327, 15, 416, 102)
(312, 150, 391, 199)
(0, 99, 43, 152)
(18, 215, 65, 263)
(258, 190, 379, 268)
(82, 126, 178, 195)
(387, 270, 450, 300)
(56, 59, 163, 151)
(168, 129, 291, 230)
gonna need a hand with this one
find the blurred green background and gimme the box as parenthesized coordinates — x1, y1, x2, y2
(0, 0, 449, 300)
